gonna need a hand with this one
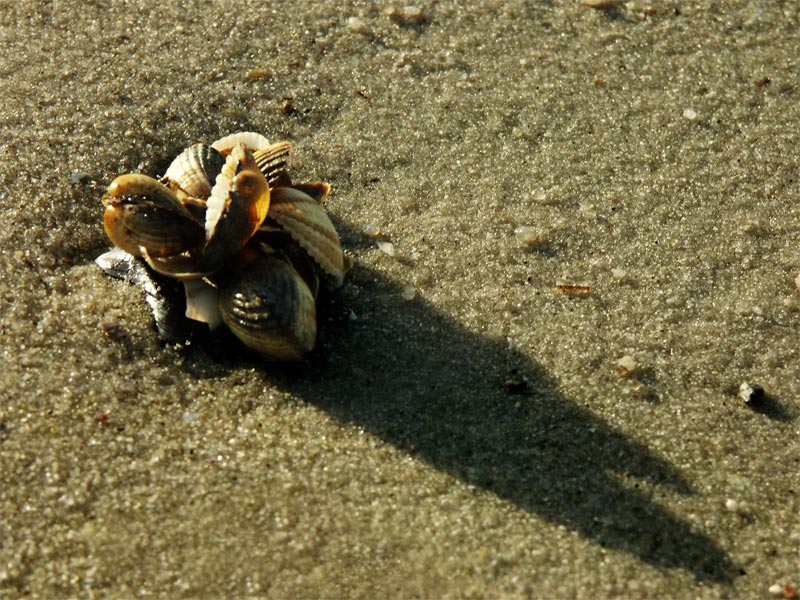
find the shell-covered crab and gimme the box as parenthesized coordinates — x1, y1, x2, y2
(97, 132, 346, 361)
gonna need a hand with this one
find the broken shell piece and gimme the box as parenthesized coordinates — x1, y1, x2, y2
(377, 241, 395, 256)
(514, 226, 544, 245)
(183, 278, 223, 329)
(361, 223, 381, 237)
(616, 355, 638, 378)
(401, 285, 416, 300)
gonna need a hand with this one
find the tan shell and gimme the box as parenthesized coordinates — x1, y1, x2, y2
(267, 186, 345, 287)
(102, 174, 204, 258)
(252, 141, 292, 186)
(163, 143, 225, 199)
(219, 255, 316, 361)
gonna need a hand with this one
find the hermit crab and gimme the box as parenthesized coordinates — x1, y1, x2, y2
(96, 132, 345, 361)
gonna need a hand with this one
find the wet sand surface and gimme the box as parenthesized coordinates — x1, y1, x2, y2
(1, 1, 799, 597)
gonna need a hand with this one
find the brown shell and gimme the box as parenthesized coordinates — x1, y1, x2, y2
(266, 186, 345, 287)
(102, 174, 203, 258)
(252, 141, 292, 186)
(219, 255, 316, 361)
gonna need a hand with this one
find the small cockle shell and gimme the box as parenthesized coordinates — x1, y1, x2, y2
(219, 255, 317, 361)
(163, 143, 226, 199)
(102, 174, 204, 258)
(252, 141, 292, 186)
(267, 186, 345, 287)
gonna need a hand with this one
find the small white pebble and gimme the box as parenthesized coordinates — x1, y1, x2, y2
(532, 189, 547, 202)
(739, 382, 765, 405)
(611, 267, 627, 280)
(514, 226, 543, 245)
(361, 223, 381, 237)
(724, 499, 739, 513)
(683, 108, 698, 120)
(377, 241, 396, 256)
(401, 285, 416, 301)
(347, 16, 369, 34)
(616, 355, 638, 378)
(768, 584, 783, 597)
(794, 273, 800, 291)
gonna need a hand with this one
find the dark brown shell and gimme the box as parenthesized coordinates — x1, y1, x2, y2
(218, 255, 316, 360)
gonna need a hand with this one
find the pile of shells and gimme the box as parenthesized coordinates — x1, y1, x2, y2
(97, 132, 345, 361)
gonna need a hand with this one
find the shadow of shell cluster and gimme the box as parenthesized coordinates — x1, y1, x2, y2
(98, 132, 345, 361)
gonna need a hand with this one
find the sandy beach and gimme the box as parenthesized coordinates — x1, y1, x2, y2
(1, 1, 799, 597)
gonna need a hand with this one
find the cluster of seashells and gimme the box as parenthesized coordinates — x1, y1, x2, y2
(98, 132, 345, 361)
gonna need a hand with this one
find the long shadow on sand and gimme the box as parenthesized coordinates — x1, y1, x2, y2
(233, 262, 737, 583)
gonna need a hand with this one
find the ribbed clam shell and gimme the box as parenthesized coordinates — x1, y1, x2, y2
(163, 143, 225, 199)
(219, 256, 316, 361)
(252, 141, 292, 186)
(211, 131, 270, 153)
(267, 186, 345, 287)
(103, 174, 204, 258)
(198, 143, 271, 272)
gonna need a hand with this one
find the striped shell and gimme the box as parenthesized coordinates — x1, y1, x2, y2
(143, 143, 271, 278)
(102, 174, 204, 258)
(163, 143, 225, 199)
(219, 255, 317, 361)
(267, 186, 345, 287)
(99, 132, 344, 361)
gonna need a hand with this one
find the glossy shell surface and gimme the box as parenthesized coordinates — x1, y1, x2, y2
(267, 186, 345, 287)
(164, 143, 226, 199)
(102, 174, 204, 258)
(99, 132, 344, 361)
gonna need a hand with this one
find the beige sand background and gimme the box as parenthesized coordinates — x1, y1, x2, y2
(1, 0, 799, 597)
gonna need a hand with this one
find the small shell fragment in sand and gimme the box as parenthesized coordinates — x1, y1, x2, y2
(361, 223, 381, 237)
(347, 16, 369, 34)
(739, 382, 765, 406)
(611, 267, 627, 281)
(616, 355, 638, 379)
(580, 0, 626, 8)
(724, 498, 740, 513)
(377, 241, 396, 256)
(532, 189, 548, 203)
(384, 5, 426, 24)
(794, 273, 800, 291)
(514, 226, 543, 245)
(401, 285, 416, 300)
(683, 108, 698, 120)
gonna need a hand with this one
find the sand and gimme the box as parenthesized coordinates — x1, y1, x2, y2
(1, 0, 799, 597)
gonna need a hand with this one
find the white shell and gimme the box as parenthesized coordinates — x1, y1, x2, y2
(183, 279, 223, 329)
(211, 131, 270, 152)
